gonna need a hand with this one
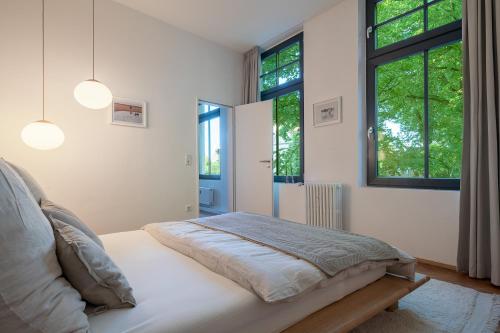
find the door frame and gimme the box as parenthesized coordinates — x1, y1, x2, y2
(194, 98, 235, 217)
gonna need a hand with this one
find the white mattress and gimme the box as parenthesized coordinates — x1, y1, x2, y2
(89, 230, 387, 333)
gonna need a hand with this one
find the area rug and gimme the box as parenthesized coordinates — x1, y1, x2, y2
(352, 279, 500, 333)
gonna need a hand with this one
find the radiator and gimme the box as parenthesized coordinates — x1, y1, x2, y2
(199, 187, 214, 207)
(305, 183, 343, 230)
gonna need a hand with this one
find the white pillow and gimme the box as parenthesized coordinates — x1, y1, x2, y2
(0, 159, 89, 333)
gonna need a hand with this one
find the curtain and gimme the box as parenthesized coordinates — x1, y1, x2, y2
(243, 46, 260, 104)
(458, 0, 500, 286)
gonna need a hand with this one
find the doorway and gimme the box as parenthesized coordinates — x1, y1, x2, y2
(197, 100, 234, 217)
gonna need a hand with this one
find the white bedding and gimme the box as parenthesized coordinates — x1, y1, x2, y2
(144, 221, 401, 302)
(90, 230, 393, 333)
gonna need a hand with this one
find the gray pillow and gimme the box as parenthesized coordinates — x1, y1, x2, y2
(0, 159, 89, 333)
(41, 199, 104, 248)
(51, 218, 136, 312)
(6, 160, 47, 205)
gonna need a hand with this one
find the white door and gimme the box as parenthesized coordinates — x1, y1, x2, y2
(234, 100, 273, 215)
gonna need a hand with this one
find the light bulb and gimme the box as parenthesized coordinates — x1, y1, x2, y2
(74, 79, 112, 110)
(21, 120, 65, 150)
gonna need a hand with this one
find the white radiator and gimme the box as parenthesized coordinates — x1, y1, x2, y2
(305, 183, 343, 230)
(199, 187, 214, 207)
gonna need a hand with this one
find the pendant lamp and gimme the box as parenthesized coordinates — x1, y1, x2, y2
(22, 0, 65, 150)
(74, 0, 112, 109)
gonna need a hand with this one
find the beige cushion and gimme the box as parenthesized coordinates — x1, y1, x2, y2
(6, 161, 47, 205)
(51, 218, 136, 312)
(0, 159, 89, 333)
(41, 199, 104, 248)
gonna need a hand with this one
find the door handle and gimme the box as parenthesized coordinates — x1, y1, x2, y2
(259, 160, 271, 163)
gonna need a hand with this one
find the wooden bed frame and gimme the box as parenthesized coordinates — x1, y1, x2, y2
(283, 273, 430, 333)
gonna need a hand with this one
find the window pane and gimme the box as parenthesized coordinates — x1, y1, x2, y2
(275, 90, 301, 176)
(278, 42, 300, 67)
(261, 72, 277, 91)
(376, 53, 425, 177)
(209, 117, 221, 175)
(376, 10, 424, 49)
(278, 62, 300, 85)
(198, 104, 209, 114)
(198, 120, 209, 175)
(429, 41, 463, 178)
(428, 0, 462, 31)
(376, 0, 422, 24)
(262, 54, 276, 75)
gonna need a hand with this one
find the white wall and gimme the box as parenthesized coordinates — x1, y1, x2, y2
(0, 0, 242, 234)
(298, 0, 460, 265)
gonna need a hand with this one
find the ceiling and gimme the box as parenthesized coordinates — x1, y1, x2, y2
(111, 0, 342, 53)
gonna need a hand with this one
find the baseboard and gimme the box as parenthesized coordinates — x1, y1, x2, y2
(416, 257, 456, 271)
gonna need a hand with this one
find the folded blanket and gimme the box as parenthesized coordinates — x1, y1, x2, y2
(188, 212, 414, 277)
(144, 213, 415, 302)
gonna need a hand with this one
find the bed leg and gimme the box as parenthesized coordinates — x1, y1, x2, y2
(385, 301, 399, 312)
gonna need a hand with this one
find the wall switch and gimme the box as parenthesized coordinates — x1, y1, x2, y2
(185, 154, 192, 167)
(185, 204, 192, 212)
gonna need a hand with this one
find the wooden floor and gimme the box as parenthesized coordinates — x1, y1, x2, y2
(416, 262, 500, 295)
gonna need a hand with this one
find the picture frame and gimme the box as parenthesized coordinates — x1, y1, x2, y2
(111, 98, 147, 128)
(313, 97, 342, 127)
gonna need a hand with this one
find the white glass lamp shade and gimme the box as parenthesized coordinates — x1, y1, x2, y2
(21, 120, 65, 150)
(74, 79, 112, 110)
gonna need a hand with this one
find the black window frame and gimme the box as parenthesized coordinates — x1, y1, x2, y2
(261, 32, 304, 183)
(198, 108, 221, 180)
(366, 0, 462, 190)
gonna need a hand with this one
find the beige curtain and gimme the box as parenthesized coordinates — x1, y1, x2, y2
(457, 0, 500, 286)
(243, 46, 260, 104)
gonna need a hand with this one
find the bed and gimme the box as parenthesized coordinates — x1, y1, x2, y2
(89, 213, 425, 333)
(1, 160, 427, 333)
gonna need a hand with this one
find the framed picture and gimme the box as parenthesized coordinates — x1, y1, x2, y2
(313, 97, 342, 127)
(111, 98, 147, 128)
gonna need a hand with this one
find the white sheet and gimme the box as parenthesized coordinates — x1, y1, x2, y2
(90, 230, 389, 333)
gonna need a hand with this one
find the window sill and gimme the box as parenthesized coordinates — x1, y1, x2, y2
(367, 177, 460, 191)
(199, 175, 221, 180)
(274, 176, 304, 184)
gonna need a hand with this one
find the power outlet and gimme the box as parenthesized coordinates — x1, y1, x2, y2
(185, 204, 192, 212)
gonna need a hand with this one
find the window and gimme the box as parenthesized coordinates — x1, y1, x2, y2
(366, 0, 463, 189)
(261, 33, 304, 183)
(199, 106, 221, 179)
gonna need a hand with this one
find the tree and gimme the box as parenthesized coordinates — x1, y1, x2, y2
(375, 0, 463, 178)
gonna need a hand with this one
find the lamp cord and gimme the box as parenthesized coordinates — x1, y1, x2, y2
(92, 0, 95, 80)
(42, 0, 45, 120)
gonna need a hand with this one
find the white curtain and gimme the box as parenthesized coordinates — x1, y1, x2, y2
(242, 47, 260, 104)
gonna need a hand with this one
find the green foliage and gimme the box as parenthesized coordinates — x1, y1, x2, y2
(375, 0, 462, 49)
(261, 41, 302, 177)
(261, 73, 277, 91)
(261, 41, 301, 92)
(273, 91, 301, 176)
(374, 0, 463, 179)
(429, 41, 463, 178)
(377, 10, 424, 49)
(262, 54, 276, 74)
(278, 43, 300, 66)
(376, 0, 421, 24)
(377, 54, 425, 177)
(428, 0, 462, 30)
(204, 151, 220, 175)
(279, 63, 300, 85)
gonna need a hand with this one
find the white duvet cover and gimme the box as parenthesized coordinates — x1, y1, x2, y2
(90, 230, 391, 333)
(143, 221, 414, 303)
